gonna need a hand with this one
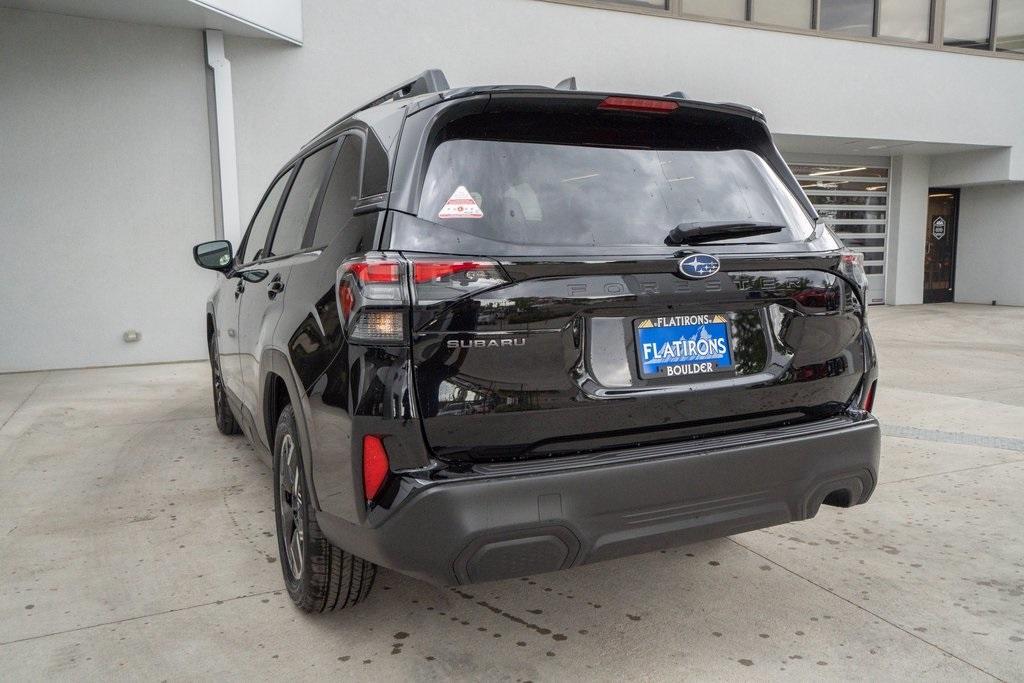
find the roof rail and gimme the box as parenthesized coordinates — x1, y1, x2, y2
(360, 69, 451, 112)
(304, 69, 450, 148)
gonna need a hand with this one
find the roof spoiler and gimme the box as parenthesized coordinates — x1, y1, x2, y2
(305, 69, 450, 148)
(556, 77, 685, 99)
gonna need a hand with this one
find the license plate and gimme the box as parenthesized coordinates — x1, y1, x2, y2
(634, 314, 734, 379)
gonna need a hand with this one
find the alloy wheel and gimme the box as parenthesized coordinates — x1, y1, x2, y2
(278, 434, 304, 580)
(212, 368, 224, 412)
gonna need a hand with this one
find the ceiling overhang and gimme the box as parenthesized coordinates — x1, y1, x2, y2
(774, 133, 999, 158)
(1, 0, 302, 44)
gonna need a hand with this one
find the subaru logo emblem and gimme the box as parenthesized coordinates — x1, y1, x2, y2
(679, 254, 720, 279)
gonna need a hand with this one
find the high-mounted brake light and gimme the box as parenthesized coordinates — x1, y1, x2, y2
(598, 96, 679, 114)
(362, 435, 390, 502)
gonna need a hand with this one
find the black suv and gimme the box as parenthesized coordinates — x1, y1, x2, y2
(193, 71, 880, 613)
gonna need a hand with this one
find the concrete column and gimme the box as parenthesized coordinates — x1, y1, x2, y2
(204, 29, 241, 247)
(885, 155, 931, 305)
(955, 184, 1024, 306)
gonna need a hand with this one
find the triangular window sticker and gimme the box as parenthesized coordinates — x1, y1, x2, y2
(438, 186, 484, 219)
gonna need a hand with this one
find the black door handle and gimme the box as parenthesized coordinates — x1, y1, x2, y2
(267, 275, 285, 299)
(234, 280, 245, 299)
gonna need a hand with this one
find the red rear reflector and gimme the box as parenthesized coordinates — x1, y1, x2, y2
(348, 261, 400, 284)
(413, 260, 493, 284)
(598, 96, 679, 113)
(362, 435, 390, 501)
(862, 380, 877, 412)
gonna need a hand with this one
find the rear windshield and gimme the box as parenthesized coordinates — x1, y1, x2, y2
(411, 139, 814, 252)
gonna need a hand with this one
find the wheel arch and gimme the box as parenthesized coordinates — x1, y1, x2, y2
(205, 303, 217, 354)
(261, 347, 322, 511)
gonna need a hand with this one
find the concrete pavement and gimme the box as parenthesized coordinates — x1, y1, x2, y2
(1, 303, 1022, 680)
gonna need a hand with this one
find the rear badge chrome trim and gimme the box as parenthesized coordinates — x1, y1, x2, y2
(679, 254, 721, 279)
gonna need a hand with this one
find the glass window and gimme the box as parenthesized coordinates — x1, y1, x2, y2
(405, 140, 815, 255)
(240, 171, 289, 263)
(790, 162, 888, 305)
(944, 0, 992, 49)
(269, 143, 335, 257)
(751, 0, 813, 28)
(311, 136, 363, 249)
(997, 0, 1024, 52)
(878, 0, 932, 42)
(361, 132, 389, 197)
(819, 0, 875, 36)
(680, 0, 746, 21)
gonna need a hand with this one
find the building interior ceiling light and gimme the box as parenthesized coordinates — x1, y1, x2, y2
(808, 166, 869, 177)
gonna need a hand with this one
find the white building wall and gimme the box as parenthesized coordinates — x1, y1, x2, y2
(931, 148, 1013, 188)
(0, 9, 217, 372)
(955, 185, 1024, 307)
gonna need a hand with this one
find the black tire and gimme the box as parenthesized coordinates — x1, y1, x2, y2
(209, 337, 241, 436)
(273, 405, 377, 612)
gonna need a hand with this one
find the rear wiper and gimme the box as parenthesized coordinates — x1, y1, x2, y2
(664, 221, 785, 246)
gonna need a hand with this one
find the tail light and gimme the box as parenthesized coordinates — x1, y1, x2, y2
(347, 261, 400, 284)
(411, 258, 507, 305)
(362, 435, 390, 502)
(839, 248, 869, 297)
(337, 255, 406, 345)
(598, 96, 679, 114)
(337, 254, 508, 344)
(840, 249, 864, 269)
(861, 379, 877, 413)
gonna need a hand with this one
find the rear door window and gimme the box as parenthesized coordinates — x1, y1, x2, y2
(268, 142, 336, 257)
(411, 139, 814, 253)
(240, 170, 290, 263)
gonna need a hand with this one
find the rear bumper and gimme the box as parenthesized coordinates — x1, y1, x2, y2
(318, 415, 880, 586)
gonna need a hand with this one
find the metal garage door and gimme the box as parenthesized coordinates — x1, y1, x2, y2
(789, 163, 889, 305)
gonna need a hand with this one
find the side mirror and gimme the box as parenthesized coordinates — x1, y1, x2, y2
(193, 240, 233, 272)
